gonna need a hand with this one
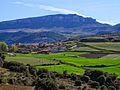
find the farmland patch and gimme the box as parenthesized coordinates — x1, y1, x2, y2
(80, 53, 107, 58)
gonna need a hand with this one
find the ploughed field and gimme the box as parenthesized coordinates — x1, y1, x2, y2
(6, 42, 120, 77)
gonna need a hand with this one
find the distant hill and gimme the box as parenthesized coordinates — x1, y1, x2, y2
(0, 31, 67, 44)
(113, 24, 120, 31)
(0, 14, 120, 44)
(0, 14, 113, 34)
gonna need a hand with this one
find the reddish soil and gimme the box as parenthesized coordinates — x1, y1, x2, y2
(0, 84, 34, 90)
(80, 53, 107, 58)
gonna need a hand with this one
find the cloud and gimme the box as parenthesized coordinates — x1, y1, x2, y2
(11, 1, 114, 25)
(12, 1, 87, 17)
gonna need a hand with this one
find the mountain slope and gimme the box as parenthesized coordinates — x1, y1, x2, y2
(0, 14, 112, 34)
(0, 31, 67, 44)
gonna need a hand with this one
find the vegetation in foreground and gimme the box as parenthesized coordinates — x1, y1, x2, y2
(1, 53, 120, 90)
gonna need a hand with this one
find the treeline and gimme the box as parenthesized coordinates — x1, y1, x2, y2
(0, 42, 17, 52)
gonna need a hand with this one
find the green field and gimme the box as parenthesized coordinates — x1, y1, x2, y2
(6, 56, 58, 66)
(71, 47, 100, 51)
(90, 67, 120, 77)
(13, 52, 120, 66)
(5, 44, 120, 77)
(36, 64, 85, 75)
(85, 42, 120, 51)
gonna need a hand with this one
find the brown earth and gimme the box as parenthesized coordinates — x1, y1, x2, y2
(80, 53, 107, 58)
(0, 84, 34, 90)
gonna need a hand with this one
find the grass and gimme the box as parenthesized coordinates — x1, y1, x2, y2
(102, 54, 120, 59)
(85, 42, 120, 51)
(90, 67, 120, 77)
(5, 51, 120, 76)
(6, 56, 58, 66)
(71, 47, 100, 51)
(36, 64, 85, 75)
(9, 52, 120, 67)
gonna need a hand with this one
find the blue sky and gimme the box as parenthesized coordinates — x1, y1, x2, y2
(0, 0, 120, 25)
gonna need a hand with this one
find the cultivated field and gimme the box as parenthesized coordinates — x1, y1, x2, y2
(5, 42, 120, 77)
(36, 64, 85, 75)
(6, 56, 59, 66)
(85, 42, 120, 51)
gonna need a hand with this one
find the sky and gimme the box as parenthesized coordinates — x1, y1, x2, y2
(0, 0, 120, 25)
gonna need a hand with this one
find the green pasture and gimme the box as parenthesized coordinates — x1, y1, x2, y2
(71, 47, 100, 51)
(6, 56, 58, 66)
(90, 67, 120, 77)
(36, 64, 85, 75)
(14, 52, 120, 66)
(5, 51, 120, 77)
(85, 42, 120, 51)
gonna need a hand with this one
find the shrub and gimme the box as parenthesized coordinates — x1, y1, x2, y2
(8, 78, 18, 84)
(59, 84, 66, 89)
(63, 70, 68, 75)
(75, 80, 82, 86)
(28, 65, 37, 76)
(106, 77, 113, 85)
(85, 70, 103, 81)
(100, 85, 108, 90)
(108, 86, 116, 90)
(97, 75, 106, 85)
(35, 78, 58, 90)
(80, 75, 90, 83)
(37, 68, 49, 75)
(89, 81, 100, 89)
(0, 77, 8, 84)
(70, 74, 77, 81)
(3, 61, 27, 73)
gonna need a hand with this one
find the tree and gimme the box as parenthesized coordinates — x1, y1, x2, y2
(0, 53, 5, 67)
(10, 45, 17, 52)
(75, 80, 82, 86)
(0, 42, 8, 52)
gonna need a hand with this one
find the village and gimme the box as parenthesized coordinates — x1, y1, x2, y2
(15, 42, 67, 54)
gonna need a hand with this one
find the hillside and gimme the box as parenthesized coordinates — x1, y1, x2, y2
(0, 14, 113, 35)
(0, 14, 120, 44)
(0, 31, 67, 44)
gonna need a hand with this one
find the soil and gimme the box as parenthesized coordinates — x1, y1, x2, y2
(80, 53, 107, 58)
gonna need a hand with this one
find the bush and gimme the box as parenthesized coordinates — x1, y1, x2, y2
(35, 78, 58, 90)
(3, 61, 27, 73)
(97, 75, 106, 85)
(106, 77, 113, 85)
(80, 75, 90, 83)
(85, 70, 103, 81)
(0, 77, 8, 84)
(28, 65, 37, 76)
(63, 70, 68, 75)
(100, 85, 108, 90)
(8, 78, 18, 84)
(37, 68, 49, 75)
(108, 86, 116, 90)
(70, 74, 77, 81)
(75, 80, 82, 86)
(59, 84, 66, 89)
(89, 81, 100, 89)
